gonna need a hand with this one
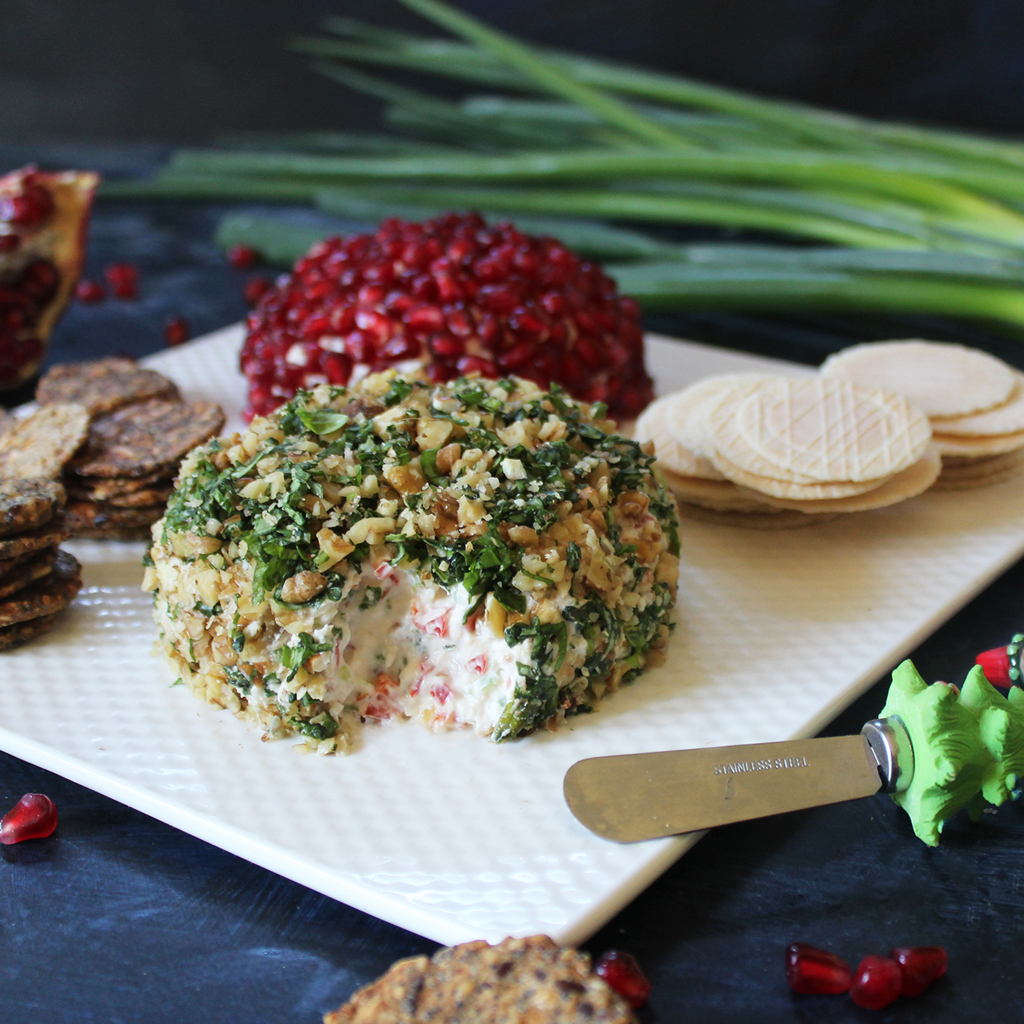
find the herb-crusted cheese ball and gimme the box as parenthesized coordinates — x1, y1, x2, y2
(144, 373, 679, 752)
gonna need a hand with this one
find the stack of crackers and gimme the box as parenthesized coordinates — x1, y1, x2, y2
(636, 372, 938, 528)
(0, 406, 90, 649)
(35, 358, 225, 540)
(821, 340, 1024, 490)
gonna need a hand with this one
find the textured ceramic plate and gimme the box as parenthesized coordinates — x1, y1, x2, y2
(3, 325, 1024, 947)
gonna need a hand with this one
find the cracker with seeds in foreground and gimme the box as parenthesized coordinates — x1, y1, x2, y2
(0, 513, 69, 560)
(0, 612, 59, 651)
(0, 549, 81, 627)
(65, 499, 164, 535)
(0, 404, 89, 480)
(0, 478, 65, 538)
(37, 357, 181, 415)
(0, 548, 58, 601)
(69, 399, 225, 478)
(324, 935, 636, 1024)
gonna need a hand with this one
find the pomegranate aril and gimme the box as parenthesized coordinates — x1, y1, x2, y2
(244, 276, 272, 305)
(849, 955, 902, 1010)
(164, 316, 189, 347)
(890, 946, 947, 996)
(0, 180, 54, 229)
(0, 234, 19, 253)
(0, 792, 58, 844)
(105, 262, 139, 299)
(75, 279, 105, 303)
(227, 244, 259, 269)
(593, 950, 651, 1008)
(784, 943, 851, 995)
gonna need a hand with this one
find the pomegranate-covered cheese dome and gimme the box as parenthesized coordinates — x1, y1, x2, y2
(240, 212, 654, 421)
(145, 370, 679, 752)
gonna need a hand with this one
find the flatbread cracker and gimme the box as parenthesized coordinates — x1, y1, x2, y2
(635, 396, 721, 480)
(0, 513, 70, 560)
(932, 428, 1024, 458)
(929, 371, 1024, 437)
(0, 547, 58, 600)
(0, 612, 59, 651)
(821, 339, 1016, 418)
(71, 468, 172, 500)
(69, 399, 225, 478)
(0, 403, 89, 480)
(65, 500, 164, 535)
(710, 449, 892, 500)
(37, 357, 180, 415)
(0, 478, 64, 538)
(660, 469, 778, 512)
(675, 500, 835, 529)
(68, 484, 172, 509)
(324, 935, 636, 1024)
(0, 549, 81, 627)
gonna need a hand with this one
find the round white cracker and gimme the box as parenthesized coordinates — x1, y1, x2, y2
(932, 462, 1024, 489)
(820, 339, 1015, 418)
(660, 469, 777, 512)
(932, 428, 1024, 458)
(741, 446, 941, 513)
(929, 371, 1024, 437)
(635, 396, 722, 480)
(675, 500, 837, 529)
(710, 449, 895, 499)
(937, 448, 1024, 481)
(708, 377, 932, 484)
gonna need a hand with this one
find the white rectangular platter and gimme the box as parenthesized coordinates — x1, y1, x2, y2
(3, 324, 1024, 947)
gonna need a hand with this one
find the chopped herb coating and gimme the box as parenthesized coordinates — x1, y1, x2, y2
(145, 371, 679, 752)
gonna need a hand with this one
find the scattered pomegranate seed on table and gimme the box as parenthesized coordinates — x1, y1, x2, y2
(784, 942, 852, 995)
(164, 315, 189, 347)
(239, 212, 652, 420)
(227, 244, 259, 269)
(74, 279, 105, 303)
(891, 946, 948, 996)
(0, 792, 58, 845)
(244, 275, 272, 305)
(849, 955, 904, 1010)
(593, 949, 651, 1008)
(104, 262, 138, 299)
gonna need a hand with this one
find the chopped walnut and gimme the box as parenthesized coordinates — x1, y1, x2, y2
(280, 570, 328, 604)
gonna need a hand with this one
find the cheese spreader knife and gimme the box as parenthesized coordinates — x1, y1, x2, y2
(563, 717, 912, 843)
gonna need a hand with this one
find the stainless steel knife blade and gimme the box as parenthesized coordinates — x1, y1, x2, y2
(563, 719, 912, 842)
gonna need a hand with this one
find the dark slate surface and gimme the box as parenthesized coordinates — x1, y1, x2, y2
(3, 146, 1024, 1024)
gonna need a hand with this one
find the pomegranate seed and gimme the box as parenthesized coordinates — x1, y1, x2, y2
(104, 263, 139, 299)
(0, 792, 58, 844)
(75, 279, 105, 304)
(244, 276, 272, 305)
(0, 181, 54, 228)
(164, 315, 189, 347)
(849, 955, 902, 1010)
(785, 943, 851, 995)
(239, 213, 653, 419)
(593, 950, 651, 1008)
(0, 234, 19, 253)
(890, 947, 947, 996)
(227, 244, 259, 269)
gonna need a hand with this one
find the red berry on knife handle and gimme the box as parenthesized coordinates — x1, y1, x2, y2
(891, 946, 947, 996)
(594, 949, 651, 1008)
(0, 793, 57, 845)
(785, 942, 851, 995)
(849, 955, 902, 1009)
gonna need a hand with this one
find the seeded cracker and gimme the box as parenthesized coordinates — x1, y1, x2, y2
(67, 484, 173, 509)
(0, 548, 58, 601)
(65, 500, 164, 534)
(0, 478, 64, 538)
(0, 613, 59, 651)
(70, 399, 226, 478)
(0, 403, 88, 480)
(0, 549, 81, 627)
(0, 513, 69, 560)
(37, 357, 181, 415)
(71, 468, 172, 500)
(324, 935, 636, 1024)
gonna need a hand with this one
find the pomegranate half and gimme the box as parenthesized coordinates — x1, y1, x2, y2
(0, 165, 99, 390)
(240, 212, 653, 421)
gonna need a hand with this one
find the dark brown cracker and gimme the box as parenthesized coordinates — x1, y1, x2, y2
(0, 478, 65, 538)
(0, 547, 58, 600)
(0, 549, 81, 627)
(0, 513, 70, 560)
(0, 404, 89, 480)
(65, 500, 164, 535)
(67, 484, 172, 509)
(324, 935, 636, 1024)
(69, 525, 154, 542)
(70, 468, 171, 500)
(0, 549, 35, 581)
(0, 612, 59, 651)
(69, 399, 225, 478)
(37, 357, 181, 415)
